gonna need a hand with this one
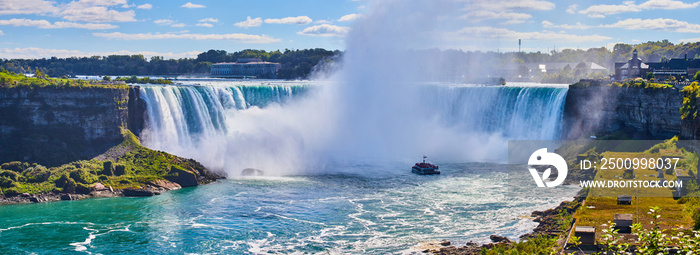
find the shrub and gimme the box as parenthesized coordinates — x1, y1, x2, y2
(69, 169, 97, 184)
(63, 178, 77, 193)
(1, 161, 31, 172)
(0, 176, 14, 188)
(24, 167, 51, 183)
(114, 164, 126, 176)
(103, 161, 114, 176)
(54, 173, 69, 187)
(76, 183, 91, 194)
(0, 170, 25, 182)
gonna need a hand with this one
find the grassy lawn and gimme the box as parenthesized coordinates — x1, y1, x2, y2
(573, 147, 699, 243)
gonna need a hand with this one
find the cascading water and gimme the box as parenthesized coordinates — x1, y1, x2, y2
(138, 81, 568, 175)
(429, 85, 568, 140)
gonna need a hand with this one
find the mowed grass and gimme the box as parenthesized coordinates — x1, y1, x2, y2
(574, 150, 697, 243)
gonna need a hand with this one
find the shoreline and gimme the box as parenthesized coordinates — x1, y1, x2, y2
(0, 176, 223, 206)
(421, 191, 585, 254)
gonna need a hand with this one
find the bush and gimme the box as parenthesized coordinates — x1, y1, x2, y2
(3, 188, 20, 197)
(24, 167, 51, 183)
(0, 176, 14, 188)
(54, 173, 69, 187)
(0, 170, 25, 182)
(69, 169, 97, 184)
(114, 164, 126, 176)
(76, 183, 91, 194)
(1, 161, 31, 172)
(63, 178, 77, 193)
(103, 161, 114, 176)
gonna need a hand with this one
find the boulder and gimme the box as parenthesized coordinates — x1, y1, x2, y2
(165, 166, 199, 187)
(60, 194, 73, 200)
(122, 188, 158, 197)
(146, 179, 181, 190)
(489, 235, 512, 244)
(90, 182, 108, 191)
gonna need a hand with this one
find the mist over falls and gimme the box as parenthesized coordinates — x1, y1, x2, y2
(138, 83, 568, 176)
(138, 0, 569, 176)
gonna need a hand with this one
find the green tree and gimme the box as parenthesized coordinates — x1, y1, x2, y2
(694, 71, 700, 81)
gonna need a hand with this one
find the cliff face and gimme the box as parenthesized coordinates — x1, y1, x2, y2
(564, 86, 682, 139)
(0, 86, 144, 166)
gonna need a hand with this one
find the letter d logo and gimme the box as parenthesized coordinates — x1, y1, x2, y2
(528, 148, 568, 187)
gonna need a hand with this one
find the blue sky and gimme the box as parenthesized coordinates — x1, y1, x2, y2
(2, 0, 700, 59)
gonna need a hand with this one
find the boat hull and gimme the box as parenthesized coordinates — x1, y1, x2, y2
(412, 166, 440, 175)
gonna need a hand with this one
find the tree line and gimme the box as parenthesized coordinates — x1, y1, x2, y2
(0, 48, 341, 80)
(2, 40, 700, 81)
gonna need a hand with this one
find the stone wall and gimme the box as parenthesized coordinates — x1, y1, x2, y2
(0, 86, 144, 166)
(564, 85, 683, 139)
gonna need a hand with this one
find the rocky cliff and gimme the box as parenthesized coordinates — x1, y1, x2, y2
(0, 86, 144, 166)
(564, 85, 683, 139)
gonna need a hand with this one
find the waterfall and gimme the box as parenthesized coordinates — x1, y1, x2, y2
(138, 84, 308, 157)
(429, 86, 568, 140)
(138, 83, 568, 174)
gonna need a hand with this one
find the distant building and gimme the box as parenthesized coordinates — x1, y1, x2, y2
(499, 61, 607, 80)
(614, 49, 700, 80)
(210, 58, 281, 78)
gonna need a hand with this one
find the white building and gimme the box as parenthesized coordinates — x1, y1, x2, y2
(211, 58, 281, 78)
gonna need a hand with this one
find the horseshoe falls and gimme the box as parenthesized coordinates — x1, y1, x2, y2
(137, 80, 568, 174)
(0, 80, 579, 254)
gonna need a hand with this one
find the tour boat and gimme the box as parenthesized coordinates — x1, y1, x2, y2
(412, 156, 440, 175)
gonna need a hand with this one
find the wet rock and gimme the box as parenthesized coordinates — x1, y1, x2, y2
(241, 168, 264, 176)
(60, 194, 73, 200)
(90, 182, 108, 191)
(147, 179, 181, 190)
(489, 235, 512, 244)
(29, 196, 41, 203)
(166, 166, 198, 187)
(122, 188, 158, 197)
(440, 240, 451, 246)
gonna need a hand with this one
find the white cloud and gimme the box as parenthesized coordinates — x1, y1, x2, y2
(181, 2, 205, 8)
(153, 19, 174, 25)
(579, 0, 700, 18)
(579, 2, 640, 18)
(638, 0, 700, 9)
(0, 30, 3, 35)
(196, 23, 212, 27)
(1, 0, 135, 23)
(566, 4, 578, 14)
(314, 19, 331, 24)
(680, 37, 700, 42)
(136, 3, 152, 9)
(0, 18, 118, 29)
(297, 24, 349, 37)
(265, 16, 312, 25)
(541, 20, 591, 29)
(0, 47, 202, 59)
(198, 18, 218, 23)
(338, 13, 361, 22)
(171, 23, 185, 27)
(604, 18, 700, 33)
(234, 16, 262, 28)
(0, 0, 59, 15)
(448, 26, 611, 42)
(474, 0, 555, 11)
(93, 32, 280, 43)
(460, 10, 532, 24)
(60, 0, 136, 23)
